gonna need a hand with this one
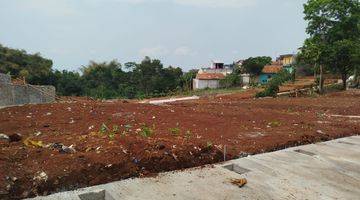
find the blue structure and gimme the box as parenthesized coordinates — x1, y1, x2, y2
(259, 63, 294, 84)
(259, 73, 277, 84)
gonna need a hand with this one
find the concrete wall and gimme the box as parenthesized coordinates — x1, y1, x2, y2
(0, 74, 55, 107)
(193, 79, 220, 90)
(240, 74, 250, 85)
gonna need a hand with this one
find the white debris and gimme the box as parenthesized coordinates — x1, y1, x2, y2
(62, 145, 76, 154)
(46, 112, 52, 116)
(33, 171, 48, 182)
(88, 125, 95, 130)
(34, 131, 42, 136)
(0, 133, 9, 141)
(147, 96, 200, 105)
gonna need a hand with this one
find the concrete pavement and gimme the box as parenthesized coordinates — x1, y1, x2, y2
(29, 136, 360, 200)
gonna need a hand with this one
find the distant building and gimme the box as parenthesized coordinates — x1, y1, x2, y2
(198, 61, 234, 76)
(193, 60, 250, 90)
(277, 54, 295, 66)
(212, 61, 225, 69)
(193, 73, 225, 90)
(259, 62, 283, 84)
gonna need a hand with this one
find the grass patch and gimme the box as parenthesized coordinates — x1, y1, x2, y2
(139, 124, 154, 137)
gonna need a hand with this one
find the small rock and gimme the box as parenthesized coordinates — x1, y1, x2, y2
(48, 143, 76, 154)
(238, 152, 250, 157)
(34, 131, 42, 136)
(0, 133, 10, 141)
(61, 145, 76, 154)
(157, 143, 166, 150)
(9, 133, 22, 142)
(33, 171, 48, 182)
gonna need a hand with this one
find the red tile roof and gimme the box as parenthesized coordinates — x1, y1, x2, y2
(262, 65, 283, 74)
(196, 73, 225, 80)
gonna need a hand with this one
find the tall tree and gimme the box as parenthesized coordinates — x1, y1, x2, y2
(303, 0, 360, 90)
(180, 69, 198, 91)
(0, 44, 53, 85)
(242, 56, 272, 76)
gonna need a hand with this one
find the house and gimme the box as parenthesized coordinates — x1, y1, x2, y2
(277, 54, 295, 74)
(193, 60, 251, 90)
(277, 54, 295, 66)
(259, 63, 283, 84)
(198, 61, 234, 76)
(193, 73, 225, 90)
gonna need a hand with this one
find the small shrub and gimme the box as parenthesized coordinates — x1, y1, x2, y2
(268, 120, 281, 127)
(124, 124, 132, 131)
(169, 127, 180, 135)
(112, 125, 119, 133)
(100, 123, 109, 134)
(220, 73, 241, 88)
(139, 124, 154, 137)
(206, 141, 213, 149)
(185, 130, 192, 139)
(108, 132, 115, 140)
(256, 70, 292, 98)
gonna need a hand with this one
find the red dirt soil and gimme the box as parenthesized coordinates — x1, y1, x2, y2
(1, 90, 359, 199)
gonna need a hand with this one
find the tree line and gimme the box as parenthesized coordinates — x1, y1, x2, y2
(0, 44, 198, 99)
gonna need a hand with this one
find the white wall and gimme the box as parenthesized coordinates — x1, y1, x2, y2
(241, 74, 250, 85)
(193, 79, 220, 90)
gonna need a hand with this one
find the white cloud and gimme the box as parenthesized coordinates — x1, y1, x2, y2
(139, 46, 169, 58)
(173, 46, 196, 56)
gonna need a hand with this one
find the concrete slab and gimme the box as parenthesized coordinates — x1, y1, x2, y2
(28, 136, 360, 200)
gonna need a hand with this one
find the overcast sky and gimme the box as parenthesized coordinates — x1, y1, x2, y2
(0, 0, 308, 71)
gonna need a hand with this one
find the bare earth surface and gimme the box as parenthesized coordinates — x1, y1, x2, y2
(0, 90, 359, 199)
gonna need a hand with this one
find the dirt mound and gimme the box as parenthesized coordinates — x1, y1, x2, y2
(1, 90, 359, 199)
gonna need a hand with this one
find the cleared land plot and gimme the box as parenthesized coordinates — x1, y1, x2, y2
(0, 90, 359, 199)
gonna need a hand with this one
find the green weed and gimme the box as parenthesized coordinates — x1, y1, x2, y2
(169, 127, 180, 136)
(139, 124, 154, 137)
